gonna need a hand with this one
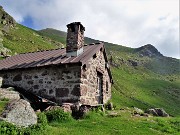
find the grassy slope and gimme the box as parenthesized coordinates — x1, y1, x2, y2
(37, 28, 67, 44)
(107, 44, 180, 116)
(1, 24, 61, 55)
(38, 28, 180, 116)
(25, 111, 180, 135)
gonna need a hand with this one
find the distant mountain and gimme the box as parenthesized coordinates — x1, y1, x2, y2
(0, 6, 179, 116)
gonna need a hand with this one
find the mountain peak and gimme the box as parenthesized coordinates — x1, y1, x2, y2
(135, 44, 163, 57)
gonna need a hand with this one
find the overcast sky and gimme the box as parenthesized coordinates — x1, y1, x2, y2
(0, 0, 179, 58)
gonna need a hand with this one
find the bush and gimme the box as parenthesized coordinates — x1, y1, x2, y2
(37, 112, 48, 128)
(0, 121, 20, 135)
(45, 109, 73, 122)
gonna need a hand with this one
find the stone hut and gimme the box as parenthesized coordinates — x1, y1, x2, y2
(0, 22, 113, 106)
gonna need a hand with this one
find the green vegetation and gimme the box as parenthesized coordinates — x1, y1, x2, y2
(2, 24, 59, 55)
(37, 28, 67, 44)
(0, 109, 180, 135)
(107, 44, 180, 117)
(45, 109, 73, 123)
(0, 100, 8, 114)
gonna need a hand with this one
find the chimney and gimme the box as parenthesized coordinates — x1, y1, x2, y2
(66, 22, 85, 57)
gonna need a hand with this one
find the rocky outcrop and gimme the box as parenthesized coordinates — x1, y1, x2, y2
(0, 6, 16, 30)
(1, 99, 37, 127)
(145, 108, 169, 117)
(128, 59, 138, 67)
(106, 102, 114, 110)
(0, 87, 20, 100)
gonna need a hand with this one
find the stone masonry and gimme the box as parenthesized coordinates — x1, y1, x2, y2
(0, 64, 81, 104)
(66, 22, 85, 53)
(80, 49, 111, 105)
(0, 49, 111, 106)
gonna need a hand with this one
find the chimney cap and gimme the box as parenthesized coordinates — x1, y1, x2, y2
(67, 22, 85, 31)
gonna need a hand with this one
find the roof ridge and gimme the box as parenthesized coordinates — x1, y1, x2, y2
(17, 47, 64, 55)
(17, 42, 103, 55)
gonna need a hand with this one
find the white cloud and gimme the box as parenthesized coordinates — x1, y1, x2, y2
(0, 0, 179, 58)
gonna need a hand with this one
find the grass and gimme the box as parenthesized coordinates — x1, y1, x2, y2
(37, 28, 67, 44)
(111, 65, 180, 117)
(0, 100, 8, 114)
(0, 108, 179, 135)
(2, 24, 58, 55)
(31, 110, 180, 135)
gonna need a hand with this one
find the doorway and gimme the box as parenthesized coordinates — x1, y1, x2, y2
(97, 72, 103, 104)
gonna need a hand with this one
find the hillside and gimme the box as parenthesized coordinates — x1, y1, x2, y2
(0, 7, 64, 58)
(38, 28, 180, 117)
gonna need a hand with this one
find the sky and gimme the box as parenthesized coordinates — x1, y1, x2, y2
(0, 0, 179, 58)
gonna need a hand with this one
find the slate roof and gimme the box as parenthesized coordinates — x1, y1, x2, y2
(0, 42, 106, 70)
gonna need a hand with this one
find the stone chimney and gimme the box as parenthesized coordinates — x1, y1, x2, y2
(66, 22, 85, 56)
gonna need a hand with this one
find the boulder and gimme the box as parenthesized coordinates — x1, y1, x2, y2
(106, 102, 114, 110)
(0, 88, 20, 100)
(133, 107, 144, 115)
(1, 99, 37, 127)
(146, 108, 169, 117)
(128, 60, 138, 67)
(62, 103, 74, 113)
(78, 105, 91, 117)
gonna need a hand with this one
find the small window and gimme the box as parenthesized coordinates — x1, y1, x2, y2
(93, 54, 97, 59)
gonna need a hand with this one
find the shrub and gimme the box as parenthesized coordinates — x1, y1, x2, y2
(45, 109, 73, 122)
(37, 112, 48, 128)
(0, 121, 20, 135)
(23, 112, 48, 135)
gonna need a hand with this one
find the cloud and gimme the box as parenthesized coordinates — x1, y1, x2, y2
(0, 0, 179, 58)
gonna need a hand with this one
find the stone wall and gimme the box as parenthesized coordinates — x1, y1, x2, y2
(0, 65, 81, 104)
(80, 49, 111, 105)
(0, 50, 112, 106)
